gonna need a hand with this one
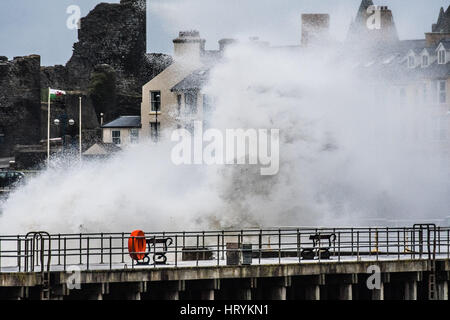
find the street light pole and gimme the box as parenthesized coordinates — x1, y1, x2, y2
(79, 96, 82, 161)
(47, 87, 51, 167)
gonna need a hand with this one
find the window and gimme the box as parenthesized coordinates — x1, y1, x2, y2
(150, 122, 160, 141)
(422, 55, 429, 67)
(0, 127, 4, 145)
(177, 94, 182, 115)
(432, 117, 448, 141)
(112, 130, 121, 145)
(438, 49, 446, 64)
(130, 128, 139, 143)
(184, 91, 198, 113)
(422, 83, 428, 104)
(408, 55, 415, 68)
(432, 81, 438, 103)
(439, 80, 447, 104)
(202, 95, 214, 115)
(150, 91, 161, 112)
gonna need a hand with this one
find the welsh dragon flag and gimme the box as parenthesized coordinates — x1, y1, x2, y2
(49, 88, 66, 99)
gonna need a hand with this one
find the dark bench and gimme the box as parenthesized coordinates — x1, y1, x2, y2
(301, 233, 336, 260)
(136, 237, 173, 265)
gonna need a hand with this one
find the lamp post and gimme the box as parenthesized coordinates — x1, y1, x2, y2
(54, 117, 75, 152)
(79, 96, 82, 161)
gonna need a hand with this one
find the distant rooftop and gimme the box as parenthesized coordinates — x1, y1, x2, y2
(102, 116, 141, 128)
(432, 6, 450, 33)
(171, 68, 210, 92)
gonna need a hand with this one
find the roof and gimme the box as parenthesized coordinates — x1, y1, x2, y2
(352, 36, 450, 81)
(102, 116, 141, 128)
(82, 142, 121, 156)
(171, 68, 210, 92)
(437, 39, 450, 50)
(432, 6, 450, 33)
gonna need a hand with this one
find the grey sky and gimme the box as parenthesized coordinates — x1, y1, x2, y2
(0, 0, 448, 66)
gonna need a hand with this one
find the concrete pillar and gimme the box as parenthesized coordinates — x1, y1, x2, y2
(4, 287, 29, 300)
(404, 281, 417, 300)
(271, 286, 287, 300)
(51, 284, 69, 300)
(339, 284, 352, 300)
(126, 291, 141, 300)
(371, 282, 384, 300)
(305, 285, 320, 300)
(269, 277, 290, 300)
(238, 288, 252, 300)
(437, 281, 448, 300)
(125, 282, 146, 300)
(88, 292, 103, 300)
(159, 280, 184, 300)
(200, 289, 215, 300)
(188, 279, 218, 300)
(163, 290, 180, 300)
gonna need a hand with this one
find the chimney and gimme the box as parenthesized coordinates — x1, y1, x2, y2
(301, 14, 330, 47)
(426, 7, 450, 46)
(173, 30, 205, 61)
(218, 38, 237, 52)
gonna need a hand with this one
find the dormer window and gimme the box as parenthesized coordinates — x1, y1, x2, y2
(438, 49, 446, 64)
(422, 55, 429, 67)
(408, 55, 415, 68)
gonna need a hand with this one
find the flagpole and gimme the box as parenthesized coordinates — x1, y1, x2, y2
(79, 96, 82, 161)
(47, 87, 51, 167)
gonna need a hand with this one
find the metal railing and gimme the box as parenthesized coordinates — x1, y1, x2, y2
(0, 226, 449, 273)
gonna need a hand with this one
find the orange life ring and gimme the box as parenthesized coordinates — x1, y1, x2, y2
(128, 230, 146, 261)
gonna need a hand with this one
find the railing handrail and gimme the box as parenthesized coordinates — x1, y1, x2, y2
(1, 226, 449, 274)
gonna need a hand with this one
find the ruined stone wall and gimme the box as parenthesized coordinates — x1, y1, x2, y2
(0, 55, 41, 157)
(0, 0, 172, 159)
(66, 0, 147, 93)
(51, 0, 172, 124)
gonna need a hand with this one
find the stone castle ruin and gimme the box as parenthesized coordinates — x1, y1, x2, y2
(0, 0, 172, 159)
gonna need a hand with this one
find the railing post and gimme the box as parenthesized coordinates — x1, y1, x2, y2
(297, 229, 300, 263)
(356, 231, 360, 261)
(397, 230, 400, 260)
(175, 235, 178, 267)
(337, 232, 341, 262)
(109, 236, 112, 270)
(221, 231, 225, 260)
(217, 234, 220, 266)
(196, 235, 199, 267)
(63, 237, 67, 271)
(376, 229, 379, 261)
(278, 229, 281, 264)
(17, 236, 21, 272)
(240, 230, 244, 248)
(437, 227, 441, 254)
(121, 232, 125, 264)
(259, 230, 262, 264)
(369, 228, 372, 256)
(351, 228, 354, 257)
(79, 233, 82, 265)
(447, 229, 449, 259)
(101, 233, 104, 264)
(58, 234, 61, 265)
(333, 228, 336, 258)
(87, 237, 90, 270)
(386, 228, 389, 256)
(0, 238, 2, 272)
